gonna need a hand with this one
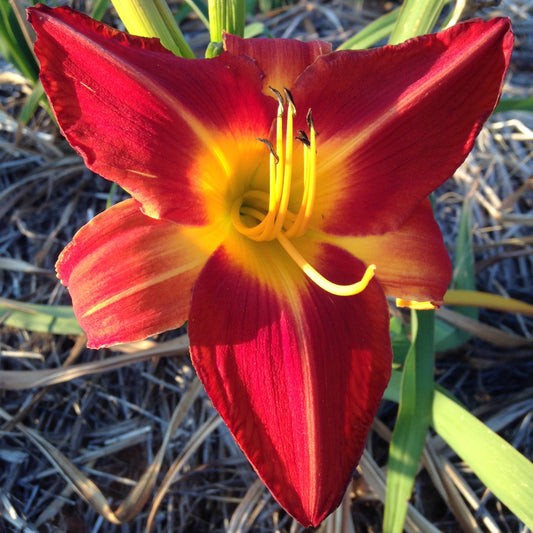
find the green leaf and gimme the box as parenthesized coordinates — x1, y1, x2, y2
(390, 315, 410, 366)
(388, 0, 446, 45)
(384, 310, 435, 533)
(0, 0, 39, 83)
(435, 197, 477, 351)
(495, 96, 533, 113)
(432, 386, 533, 527)
(383, 373, 533, 528)
(91, 0, 111, 21)
(179, 0, 209, 28)
(111, 0, 194, 58)
(17, 79, 49, 125)
(244, 21, 265, 38)
(0, 298, 83, 336)
(337, 8, 399, 50)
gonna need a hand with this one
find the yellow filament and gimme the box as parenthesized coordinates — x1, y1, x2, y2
(231, 91, 376, 297)
(277, 233, 376, 296)
(285, 114, 316, 239)
(271, 98, 295, 239)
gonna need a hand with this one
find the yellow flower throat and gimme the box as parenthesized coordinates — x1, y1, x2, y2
(231, 88, 375, 296)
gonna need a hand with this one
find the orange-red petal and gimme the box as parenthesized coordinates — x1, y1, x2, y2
(330, 199, 452, 304)
(290, 18, 513, 236)
(56, 200, 217, 348)
(28, 5, 276, 226)
(189, 235, 392, 526)
(223, 32, 331, 93)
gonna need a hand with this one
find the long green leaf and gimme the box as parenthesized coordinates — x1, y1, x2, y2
(432, 386, 533, 527)
(384, 309, 435, 533)
(435, 197, 477, 350)
(495, 96, 533, 113)
(388, 0, 446, 45)
(383, 373, 533, 527)
(111, 0, 194, 58)
(0, 1, 39, 82)
(91, 0, 110, 21)
(337, 8, 399, 50)
(0, 298, 83, 336)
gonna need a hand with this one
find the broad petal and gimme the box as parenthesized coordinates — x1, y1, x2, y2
(223, 33, 331, 93)
(28, 5, 276, 226)
(291, 18, 513, 236)
(57, 200, 218, 348)
(331, 199, 452, 304)
(189, 234, 392, 526)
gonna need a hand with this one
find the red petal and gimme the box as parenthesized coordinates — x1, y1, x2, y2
(56, 200, 216, 348)
(223, 32, 331, 93)
(291, 18, 513, 236)
(189, 235, 392, 526)
(333, 199, 452, 304)
(28, 5, 276, 226)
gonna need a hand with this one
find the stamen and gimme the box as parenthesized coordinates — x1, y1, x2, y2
(277, 233, 376, 296)
(256, 138, 279, 164)
(270, 93, 296, 239)
(283, 88, 295, 110)
(269, 86, 285, 114)
(232, 96, 374, 298)
(285, 109, 316, 239)
(306, 108, 316, 133)
(296, 130, 310, 146)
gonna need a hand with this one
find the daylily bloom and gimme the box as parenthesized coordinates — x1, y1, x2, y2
(28, 4, 512, 527)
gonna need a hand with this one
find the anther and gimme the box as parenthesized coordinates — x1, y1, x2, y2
(306, 109, 316, 133)
(269, 86, 285, 114)
(256, 138, 279, 164)
(296, 130, 310, 146)
(283, 88, 296, 113)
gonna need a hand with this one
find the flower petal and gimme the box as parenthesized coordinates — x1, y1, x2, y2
(330, 199, 452, 304)
(56, 200, 218, 348)
(223, 32, 331, 93)
(189, 234, 392, 526)
(28, 5, 276, 226)
(291, 18, 513, 236)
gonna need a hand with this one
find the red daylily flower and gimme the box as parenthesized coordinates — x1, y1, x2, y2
(28, 4, 512, 527)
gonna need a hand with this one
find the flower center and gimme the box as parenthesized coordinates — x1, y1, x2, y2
(231, 88, 375, 297)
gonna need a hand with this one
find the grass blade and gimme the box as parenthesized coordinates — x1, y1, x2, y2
(337, 8, 399, 50)
(432, 387, 533, 528)
(436, 196, 477, 350)
(384, 309, 435, 533)
(388, 0, 446, 45)
(0, 298, 83, 336)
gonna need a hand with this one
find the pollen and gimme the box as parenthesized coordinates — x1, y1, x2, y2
(231, 88, 375, 297)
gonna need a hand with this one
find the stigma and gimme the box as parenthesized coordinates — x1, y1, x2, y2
(231, 88, 375, 297)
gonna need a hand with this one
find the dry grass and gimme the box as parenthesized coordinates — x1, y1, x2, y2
(1, 1, 532, 532)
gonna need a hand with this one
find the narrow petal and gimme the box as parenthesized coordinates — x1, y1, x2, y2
(57, 200, 218, 348)
(223, 32, 331, 93)
(189, 234, 392, 526)
(28, 5, 276, 226)
(330, 199, 452, 304)
(290, 18, 513, 236)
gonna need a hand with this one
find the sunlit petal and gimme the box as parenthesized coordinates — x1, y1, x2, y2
(291, 18, 513, 236)
(56, 200, 219, 348)
(189, 234, 392, 526)
(29, 4, 276, 226)
(329, 199, 452, 304)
